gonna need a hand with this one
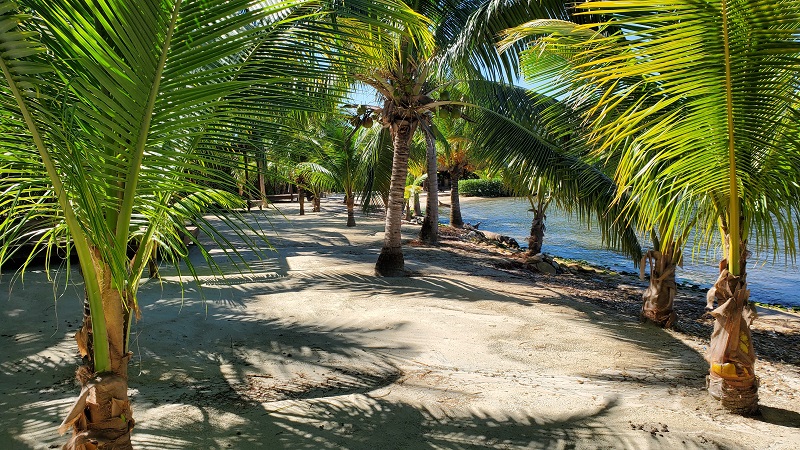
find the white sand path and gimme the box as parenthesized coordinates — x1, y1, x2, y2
(1, 198, 799, 449)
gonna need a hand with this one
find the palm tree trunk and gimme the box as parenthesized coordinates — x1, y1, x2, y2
(64, 260, 134, 449)
(420, 126, 438, 244)
(298, 185, 305, 215)
(313, 194, 321, 212)
(256, 155, 266, 208)
(706, 239, 758, 414)
(413, 192, 421, 217)
(375, 118, 418, 276)
(527, 213, 545, 255)
(449, 169, 463, 228)
(346, 193, 356, 227)
(639, 240, 678, 328)
(526, 194, 549, 255)
(244, 152, 251, 211)
(404, 198, 412, 221)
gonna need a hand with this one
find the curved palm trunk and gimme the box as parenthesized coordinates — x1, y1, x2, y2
(706, 240, 758, 414)
(449, 169, 463, 228)
(375, 118, 418, 276)
(313, 194, 321, 212)
(419, 126, 438, 244)
(346, 193, 356, 227)
(639, 240, 678, 328)
(64, 259, 135, 449)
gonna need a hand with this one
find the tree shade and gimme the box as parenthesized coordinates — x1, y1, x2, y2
(500, 0, 800, 414)
(0, 0, 428, 445)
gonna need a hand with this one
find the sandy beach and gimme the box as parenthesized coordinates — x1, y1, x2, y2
(1, 196, 799, 449)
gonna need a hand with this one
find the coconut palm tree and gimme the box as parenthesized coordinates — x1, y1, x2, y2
(437, 116, 481, 228)
(469, 13, 689, 329)
(462, 81, 643, 262)
(351, 0, 509, 276)
(297, 116, 376, 226)
(0, 0, 427, 446)
(500, 0, 800, 414)
(356, 51, 433, 275)
(405, 166, 428, 220)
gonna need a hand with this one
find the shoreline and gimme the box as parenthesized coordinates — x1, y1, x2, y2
(431, 223, 800, 363)
(447, 193, 800, 309)
(1, 197, 799, 449)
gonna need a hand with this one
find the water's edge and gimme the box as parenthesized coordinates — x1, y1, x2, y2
(451, 196, 800, 308)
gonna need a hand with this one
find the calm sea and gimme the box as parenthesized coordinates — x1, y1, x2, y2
(454, 196, 800, 308)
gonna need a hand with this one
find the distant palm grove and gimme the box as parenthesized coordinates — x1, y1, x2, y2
(1, 0, 799, 447)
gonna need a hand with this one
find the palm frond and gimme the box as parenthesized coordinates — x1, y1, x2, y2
(516, 0, 800, 260)
(464, 80, 642, 262)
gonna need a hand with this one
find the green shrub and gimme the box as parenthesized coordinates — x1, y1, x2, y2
(458, 178, 512, 197)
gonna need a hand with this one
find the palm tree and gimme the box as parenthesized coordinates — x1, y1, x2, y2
(405, 166, 428, 220)
(298, 116, 375, 226)
(484, 14, 691, 330)
(501, 0, 800, 413)
(0, 0, 427, 446)
(357, 50, 433, 275)
(434, 111, 479, 228)
(352, 0, 499, 276)
(463, 81, 643, 263)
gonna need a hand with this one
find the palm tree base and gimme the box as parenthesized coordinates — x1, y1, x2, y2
(706, 267, 759, 415)
(639, 308, 677, 329)
(639, 248, 678, 328)
(375, 249, 405, 277)
(419, 216, 438, 245)
(707, 375, 759, 415)
(61, 372, 134, 450)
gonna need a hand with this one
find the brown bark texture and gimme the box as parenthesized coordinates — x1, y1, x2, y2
(64, 257, 135, 449)
(375, 117, 417, 276)
(639, 242, 678, 328)
(706, 254, 758, 415)
(256, 157, 266, 204)
(298, 185, 305, 216)
(527, 212, 545, 256)
(346, 194, 356, 227)
(449, 169, 463, 228)
(419, 125, 438, 244)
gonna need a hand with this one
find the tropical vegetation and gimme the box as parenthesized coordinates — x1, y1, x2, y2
(0, 0, 427, 446)
(494, 0, 800, 413)
(2, 1, 799, 448)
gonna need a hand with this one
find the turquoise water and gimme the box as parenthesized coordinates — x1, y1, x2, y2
(455, 197, 800, 308)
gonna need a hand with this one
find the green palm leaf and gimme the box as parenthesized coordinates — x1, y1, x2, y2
(464, 80, 643, 261)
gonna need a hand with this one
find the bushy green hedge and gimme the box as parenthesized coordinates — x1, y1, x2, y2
(458, 179, 512, 197)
